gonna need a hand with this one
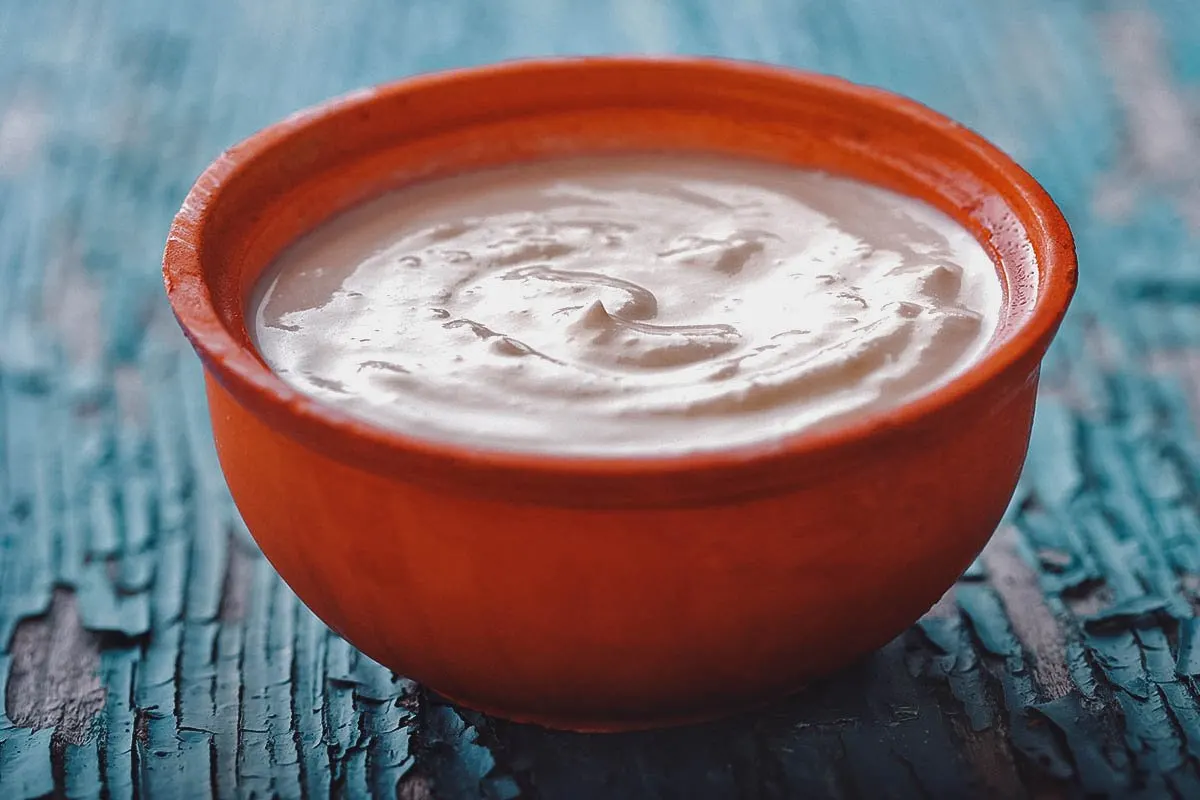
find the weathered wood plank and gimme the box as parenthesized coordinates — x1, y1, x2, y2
(3, 0, 1200, 796)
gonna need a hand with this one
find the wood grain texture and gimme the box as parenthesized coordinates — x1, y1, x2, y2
(2, 0, 1200, 796)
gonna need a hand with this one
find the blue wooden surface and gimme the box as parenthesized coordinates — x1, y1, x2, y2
(3, 0, 1200, 797)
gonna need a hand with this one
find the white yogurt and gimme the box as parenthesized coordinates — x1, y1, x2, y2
(250, 154, 1003, 455)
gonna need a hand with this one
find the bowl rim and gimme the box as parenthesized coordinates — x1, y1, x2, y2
(163, 55, 1077, 507)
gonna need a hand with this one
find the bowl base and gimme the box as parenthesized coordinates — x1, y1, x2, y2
(430, 684, 806, 733)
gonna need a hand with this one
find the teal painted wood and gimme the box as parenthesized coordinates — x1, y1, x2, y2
(2, 0, 1200, 796)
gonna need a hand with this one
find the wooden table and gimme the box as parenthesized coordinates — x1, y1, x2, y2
(2, 0, 1199, 796)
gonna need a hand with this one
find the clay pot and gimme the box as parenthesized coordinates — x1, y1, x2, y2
(163, 57, 1076, 731)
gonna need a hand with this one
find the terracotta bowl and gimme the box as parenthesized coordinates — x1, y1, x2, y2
(163, 57, 1076, 731)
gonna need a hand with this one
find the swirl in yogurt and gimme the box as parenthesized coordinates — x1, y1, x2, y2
(250, 154, 1003, 455)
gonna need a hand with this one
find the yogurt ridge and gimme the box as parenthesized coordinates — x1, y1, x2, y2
(250, 154, 1003, 455)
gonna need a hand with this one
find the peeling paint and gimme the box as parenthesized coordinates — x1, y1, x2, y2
(981, 529, 1074, 701)
(0, 87, 48, 177)
(5, 591, 105, 743)
(1094, 10, 1200, 230)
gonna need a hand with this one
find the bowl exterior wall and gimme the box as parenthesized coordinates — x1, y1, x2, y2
(207, 368, 1038, 730)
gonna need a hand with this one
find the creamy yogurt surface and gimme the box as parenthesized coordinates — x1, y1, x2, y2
(250, 154, 1003, 455)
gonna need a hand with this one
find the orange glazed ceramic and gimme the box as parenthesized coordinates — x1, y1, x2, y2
(163, 57, 1076, 731)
